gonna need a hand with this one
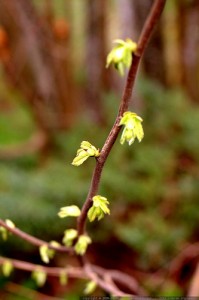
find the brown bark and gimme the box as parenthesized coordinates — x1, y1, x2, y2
(162, 0, 183, 86)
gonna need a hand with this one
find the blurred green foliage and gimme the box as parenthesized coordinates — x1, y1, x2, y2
(1, 78, 199, 295)
(0, 76, 35, 146)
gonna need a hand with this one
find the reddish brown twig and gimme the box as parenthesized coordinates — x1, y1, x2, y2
(0, 256, 135, 296)
(77, 0, 166, 235)
(0, 256, 86, 279)
(84, 263, 131, 297)
(0, 219, 73, 254)
(91, 264, 146, 295)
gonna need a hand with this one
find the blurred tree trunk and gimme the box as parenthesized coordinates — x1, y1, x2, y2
(129, 0, 199, 102)
(119, 0, 199, 103)
(178, 0, 199, 102)
(130, 0, 166, 84)
(117, 0, 135, 39)
(162, 0, 199, 102)
(116, 0, 165, 112)
(161, 0, 184, 87)
(0, 0, 76, 157)
(85, 0, 108, 125)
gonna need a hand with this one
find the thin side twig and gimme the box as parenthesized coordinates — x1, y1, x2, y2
(0, 256, 86, 279)
(84, 263, 131, 297)
(92, 264, 146, 295)
(0, 219, 73, 254)
(0, 256, 134, 297)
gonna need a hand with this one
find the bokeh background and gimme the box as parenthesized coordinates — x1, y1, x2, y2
(0, 0, 199, 298)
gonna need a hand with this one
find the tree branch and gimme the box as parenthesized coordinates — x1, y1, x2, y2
(0, 219, 73, 254)
(0, 256, 86, 279)
(0, 217, 142, 295)
(0, 220, 145, 295)
(91, 264, 146, 295)
(77, 0, 166, 235)
(0, 256, 136, 296)
(84, 263, 131, 297)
